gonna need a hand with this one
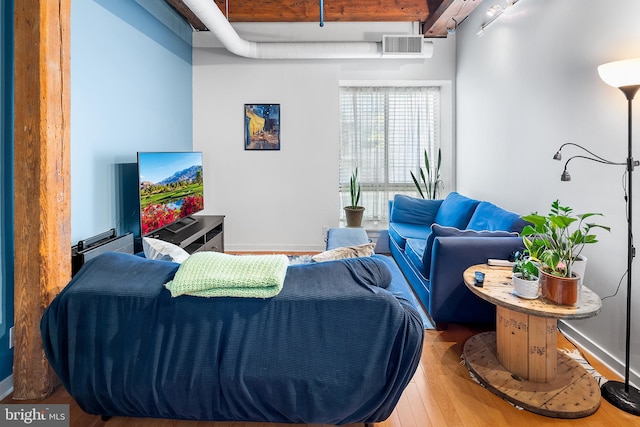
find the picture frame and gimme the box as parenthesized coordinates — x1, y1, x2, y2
(244, 104, 281, 150)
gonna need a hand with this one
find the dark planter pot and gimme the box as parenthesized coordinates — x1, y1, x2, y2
(539, 269, 580, 306)
(344, 206, 365, 227)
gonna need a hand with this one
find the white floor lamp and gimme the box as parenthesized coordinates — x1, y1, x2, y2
(597, 58, 640, 416)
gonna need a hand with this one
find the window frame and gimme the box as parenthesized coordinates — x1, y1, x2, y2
(338, 80, 454, 227)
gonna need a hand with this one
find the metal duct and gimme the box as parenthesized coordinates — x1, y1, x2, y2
(182, 0, 433, 60)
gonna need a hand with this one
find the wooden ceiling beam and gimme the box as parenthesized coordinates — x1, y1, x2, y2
(213, 0, 431, 22)
(166, 0, 208, 30)
(422, 0, 485, 38)
(166, 0, 484, 38)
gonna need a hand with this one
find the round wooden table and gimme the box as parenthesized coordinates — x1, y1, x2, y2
(462, 264, 602, 418)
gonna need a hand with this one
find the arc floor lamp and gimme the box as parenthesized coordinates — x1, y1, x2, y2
(556, 58, 640, 415)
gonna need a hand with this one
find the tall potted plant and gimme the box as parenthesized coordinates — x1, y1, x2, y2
(410, 148, 443, 200)
(344, 168, 365, 227)
(520, 200, 609, 305)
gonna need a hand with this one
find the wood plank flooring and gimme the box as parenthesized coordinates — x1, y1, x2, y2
(3, 323, 639, 426)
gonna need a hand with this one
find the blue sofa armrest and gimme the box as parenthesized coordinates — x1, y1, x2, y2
(428, 236, 524, 324)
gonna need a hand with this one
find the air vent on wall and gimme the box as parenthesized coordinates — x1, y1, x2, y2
(382, 35, 424, 55)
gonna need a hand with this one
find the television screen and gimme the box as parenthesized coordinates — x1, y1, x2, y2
(137, 151, 204, 236)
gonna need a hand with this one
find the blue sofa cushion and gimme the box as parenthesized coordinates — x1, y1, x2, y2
(390, 195, 443, 225)
(433, 192, 480, 229)
(405, 238, 428, 278)
(326, 227, 369, 250)
(389, 222, 432, 250)
(466, 201, 528, 232)
(422, 224, 518, 276)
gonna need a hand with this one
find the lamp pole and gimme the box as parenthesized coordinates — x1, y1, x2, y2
(624, 89, 635, 394)
(598, 59, 640, 415)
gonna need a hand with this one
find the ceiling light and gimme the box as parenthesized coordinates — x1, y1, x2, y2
(477, 0, 522, 36)
(487, 5, 503, 17)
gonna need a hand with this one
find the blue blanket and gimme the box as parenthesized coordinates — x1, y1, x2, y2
(41, 252, 423, 424)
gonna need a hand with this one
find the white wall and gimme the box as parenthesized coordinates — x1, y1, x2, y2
(456, 0, 640, 386)
(193, 38, 456, 252)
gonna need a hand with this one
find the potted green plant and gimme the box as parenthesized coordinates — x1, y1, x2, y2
(511, 251, 540, 299)
(520, 200, 610, 305)
(410, 148, 443, 200)
(344, 167, 365, 227)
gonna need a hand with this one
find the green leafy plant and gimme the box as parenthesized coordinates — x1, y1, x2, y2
(512, 250, 539, 281)
(520, 200, 610, 278)
(348, 167, 362, 208)
(411, 148, 443, 200)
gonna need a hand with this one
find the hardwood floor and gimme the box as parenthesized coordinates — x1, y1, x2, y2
(3, 323, 639, 427)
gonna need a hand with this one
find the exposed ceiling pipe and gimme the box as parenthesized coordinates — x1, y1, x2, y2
(181, 0, 433, 60)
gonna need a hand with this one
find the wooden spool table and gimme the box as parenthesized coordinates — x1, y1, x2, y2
(462, 264, 602, 418)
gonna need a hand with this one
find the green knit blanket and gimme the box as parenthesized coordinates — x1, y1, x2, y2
(165, 252, 289, 298)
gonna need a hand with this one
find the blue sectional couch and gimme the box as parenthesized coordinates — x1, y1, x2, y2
(389, 192, 527, 328)
(41, 252, 423, 424)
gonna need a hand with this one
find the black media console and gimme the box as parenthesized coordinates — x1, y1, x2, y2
(149, 215, 224, 254)
(71, 216, 224, 276)
(72, 230, 135, 276)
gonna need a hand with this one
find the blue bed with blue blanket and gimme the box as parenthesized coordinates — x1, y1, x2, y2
(41, 252, 423, 424)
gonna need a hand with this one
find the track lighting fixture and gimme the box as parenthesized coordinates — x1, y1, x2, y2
(476, 0, 522, 36)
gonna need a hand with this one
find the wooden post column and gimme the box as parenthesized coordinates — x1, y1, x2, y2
(13, 0, 71, 399)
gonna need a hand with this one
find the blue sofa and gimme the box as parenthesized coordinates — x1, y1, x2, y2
(41, 252, 423, 424)
(388, 192, 527, 328)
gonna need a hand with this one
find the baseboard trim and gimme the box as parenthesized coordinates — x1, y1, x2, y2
(224, 244, 325, 253)
(559, 320, 639, 389)
(0, 374, 13, 401)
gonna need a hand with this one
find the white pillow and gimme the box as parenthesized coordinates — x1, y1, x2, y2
(142, 237, 190, 263)
(311, 242, 376, 263)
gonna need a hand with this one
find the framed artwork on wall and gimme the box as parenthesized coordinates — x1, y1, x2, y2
(244, 104, 281, 150)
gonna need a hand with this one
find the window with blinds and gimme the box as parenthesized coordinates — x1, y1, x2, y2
(339, 86, 441, 224)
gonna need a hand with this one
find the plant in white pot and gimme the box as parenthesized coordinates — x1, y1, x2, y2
(511, 251, 540, 299)
(344, 168, 365, 227)
(520, 200, 609, 305)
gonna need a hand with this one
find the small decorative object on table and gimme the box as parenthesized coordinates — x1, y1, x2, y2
(511, 251, 539, 299)
(520, 200, 609, 305)
(474, 271, 485, 287)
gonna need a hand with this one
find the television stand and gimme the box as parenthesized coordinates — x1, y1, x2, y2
(150, 215, 224, 254)
(165, 216, 198, 234)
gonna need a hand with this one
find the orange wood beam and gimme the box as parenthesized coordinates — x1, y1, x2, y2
(167, 0, 208, 30)
(213, 0, 431, 22)
(13, 0, 71, 399)
(423, 0, 484, 38)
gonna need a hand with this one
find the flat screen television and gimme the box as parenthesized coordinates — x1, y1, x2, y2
(137, 151, 204, 236)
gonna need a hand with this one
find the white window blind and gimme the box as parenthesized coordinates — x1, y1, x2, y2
(339, 86, 441, 224)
